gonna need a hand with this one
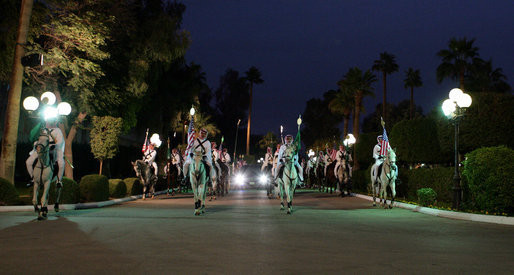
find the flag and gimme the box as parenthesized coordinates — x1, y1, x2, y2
(166, 137, 171, 160)
(29, 122, 44, 143)
(142, 129, 149, 153)
(380, 127, 391, 156)
(330, 147, 337, 161)
(185, 115, 195, 156)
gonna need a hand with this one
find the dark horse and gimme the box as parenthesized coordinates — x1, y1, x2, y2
(132, 160, 157, 199)
(324, 161, 338, 194)
(262, 163, 274, 198)
(216, 159, 229, 197)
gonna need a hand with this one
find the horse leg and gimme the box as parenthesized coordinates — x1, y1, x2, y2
(389, 182, 396, 209)
(32, 179, 40, 213)
(278, 180, 285, 210)
(55, 178, 62, 212)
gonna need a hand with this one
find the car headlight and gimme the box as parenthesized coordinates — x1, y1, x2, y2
(259, 174, 268, 184)
(234, 173, 246, 186)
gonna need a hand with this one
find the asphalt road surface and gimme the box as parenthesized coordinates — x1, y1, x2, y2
(1, 189, 513, 274)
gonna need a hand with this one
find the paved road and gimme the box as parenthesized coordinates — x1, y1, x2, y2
(1, 190, 513, 274)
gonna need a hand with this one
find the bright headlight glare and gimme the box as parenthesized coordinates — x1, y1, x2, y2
(235, 174, 245, 186)
(259, 174, 268, 184)
(43, 106, 58, 120)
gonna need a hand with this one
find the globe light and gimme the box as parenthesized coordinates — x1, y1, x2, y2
(457, 93, 472, 108)
(347, 133, 356, 145)
(43, 106, 58, 120)
(442, 99, 456, 116)
(297, 115, 302, 126)
(150, 133, 162, 147)
(41, 91, 56, 105)
(448, 88, 463, 102)
(23, 96, 39, 111)
(57, 102, 72, 115)
(189, 106, 195, 116)
(308, 149, 315, 157)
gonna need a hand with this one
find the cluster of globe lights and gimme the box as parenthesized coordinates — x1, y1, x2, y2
(441, 88, 472, 117)
(23, 91, 71, 120)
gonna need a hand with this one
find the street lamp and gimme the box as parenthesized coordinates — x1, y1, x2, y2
(441, 88, 472, 210)
(343, 133, 356, 147)
(23, 91, 71, 119)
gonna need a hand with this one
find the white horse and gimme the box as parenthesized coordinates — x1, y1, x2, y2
(32, 130, 57, 220)
(132, 160, 157, 200)
(371, 148, 398, 208)
(335, 159, 350, 196)
(190, 151, 208, 215)
(277, 146, 299, 214)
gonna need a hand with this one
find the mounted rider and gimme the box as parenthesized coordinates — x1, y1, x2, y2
(274, 134, 304, 183)
(143, 143, 158, 178)
(183, 128, 216, 184)
(334, 144, 351, 177)
(323, 147, 334, 177)
(261, 147, 274, 172)
(211, 141, 222, 179)
(220, 147, 231, 173)
(165, 148, 182, 177)
(372, 135, 384, 181)
(26, 118, 65, 187)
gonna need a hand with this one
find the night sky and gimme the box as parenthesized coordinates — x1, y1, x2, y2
(182, 0, 513, 136)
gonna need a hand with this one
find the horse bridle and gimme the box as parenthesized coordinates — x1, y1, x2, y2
(35, 131, 51, 169)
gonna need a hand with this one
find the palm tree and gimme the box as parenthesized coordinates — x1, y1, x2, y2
(436, 37, 479, 89)
(403, 68, 422, 119)
(329, 86, 354, 137)
(341, 67, 377, 170)
(467, 59, 511, 93)
(244, 66, 264, 155)
(372, 52, 399, 122)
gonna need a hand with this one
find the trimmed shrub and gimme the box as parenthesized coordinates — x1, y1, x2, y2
(417, 188, 437, 206)
(0, 177, 20, 205)
(352, 166, 371, 194)
(108, 179, 127, 198)
(401, 167, 453, 202)
(463, 146, 514, 215)
(124, 177, 143, 195)
(79, 174, 109, 202)
(30, 177, 80, 204)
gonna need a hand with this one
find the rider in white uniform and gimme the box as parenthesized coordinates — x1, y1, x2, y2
(261, 147, 273, 172)
(183, 128, 216, 183)
(333, 145, 347, 176)
(220, 148, 231, 172)
(372, 135, 384, 181)
(26, 119, 65, 186)
(274, 135, 304, 183)
(272, 144, 281, 178)
(143, 143, 158, 177)
(211, 141, 222, 178)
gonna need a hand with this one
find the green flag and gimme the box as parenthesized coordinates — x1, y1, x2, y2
(29, 122, 44, 143)
(294, 129, 301, 154)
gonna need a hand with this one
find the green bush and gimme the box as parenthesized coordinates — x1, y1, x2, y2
(108, 179, 127, 198)
(30, 177, 80, 204)
(400, 167, 454, 202)
(417, 188, 437, 206)
(463, 146, 514, 215)
(79, 174, 109, 202)
(124, 177, 143, 195)
(352, 166, 371, 193)
(0, 177, 20, 205)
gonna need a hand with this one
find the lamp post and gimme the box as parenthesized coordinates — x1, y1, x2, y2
(441, 88, 472, 210)
(23, 91, 72, 119)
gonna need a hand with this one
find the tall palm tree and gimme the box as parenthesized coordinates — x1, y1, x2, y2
(372, 52, 399, 122)
(341, 67, 377, 170)
(436, 37, 479, 89)
(244, 66, 264, 155)
(467, 59, 511, 93)
(329, 86, 354, 138)
(403, 68, 422, 119)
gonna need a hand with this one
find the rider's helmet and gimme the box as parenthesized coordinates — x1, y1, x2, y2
(377, 135, 383, 143)
(285, 134, 293, 144)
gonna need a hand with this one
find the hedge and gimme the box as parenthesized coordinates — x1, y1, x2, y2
(108, 179, 127, 198)
(124, 177, 143, 195)
(30, 177, 80, 204)
(0, 177, 20, 205)
(79, 174, 109, 202)
(463, 146, 514, 215)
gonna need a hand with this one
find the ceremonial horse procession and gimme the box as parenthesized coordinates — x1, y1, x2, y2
(26, 105, 398, 218)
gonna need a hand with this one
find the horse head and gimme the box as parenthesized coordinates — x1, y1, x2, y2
(386, 148, 397, 166)
(36, 129, 51, 167)
(132, 160, 144, 178)
(282, 146, 295, 164)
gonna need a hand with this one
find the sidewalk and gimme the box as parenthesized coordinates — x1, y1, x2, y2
(354, 193, 514, 226)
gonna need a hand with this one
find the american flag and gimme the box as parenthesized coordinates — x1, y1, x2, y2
(142, 131, 149, 153)
(380, 127, 391, 156)
(330, 148, 337, 161)
(185, 116, 195, 156)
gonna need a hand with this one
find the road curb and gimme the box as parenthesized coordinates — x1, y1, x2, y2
(0, 190, 168, 213)
(354, 193, 514, 226)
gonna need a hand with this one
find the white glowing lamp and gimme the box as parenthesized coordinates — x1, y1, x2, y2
(150, 133, 162, 148)
(41, 91, 56, 105)
(189, 106, 195, 116)
(43, 106, 58, 120)
(297, 115, 302, 126)
(57, 102, 72, 115)
(442, 99, 456, 116)
(457, 93, 472, 108)
(308, 149, 315, 157)
(347, 133, 356, 145)
(449, 88, 463, 102)
(23, 96, 39, 111)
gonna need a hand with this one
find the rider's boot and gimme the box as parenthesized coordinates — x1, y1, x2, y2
(27, 178, 34, 188)
(34, 205, 40, 213)
(41, 207, 48, 218)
